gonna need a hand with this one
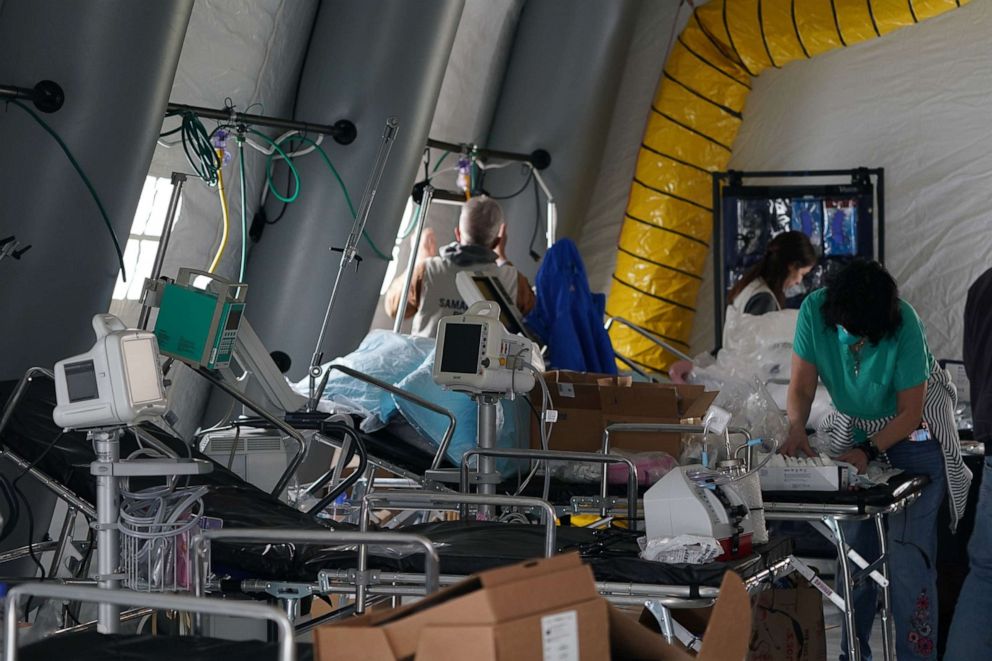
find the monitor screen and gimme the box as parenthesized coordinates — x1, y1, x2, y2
(225, 307, 243, 331)
(121, 336, 164, 404)
(439, 324, 482, 374)
(471, 275, 525, 336)
(65, 360, 98, 403)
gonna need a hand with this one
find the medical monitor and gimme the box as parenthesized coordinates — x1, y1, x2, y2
(433, 301, 538, 396)
(54, 314, 168, 429)
(454, 271, 537, 343)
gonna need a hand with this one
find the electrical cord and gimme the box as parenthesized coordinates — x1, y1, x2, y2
(257, 132, 392, 261)
(207, 149, 230, 274)
(249, 128, 302, 204)
(237, 137, 248, 281)
(9, 430, 65, 580)
(486, 165, 534, 200)
(7, 100, 127, 280)
(514, 363, 554, 498)
(0, 475, 18, 542)
(268, 0, 322, 225)
(163, 109, 219, 186)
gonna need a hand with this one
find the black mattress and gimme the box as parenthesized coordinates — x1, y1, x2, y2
(762, 472, 929, 512)
(1, 378, 791, 590)
(0, 378, 340, 579)
(290, 520, 793, 589)
(20, 631, 312, 661)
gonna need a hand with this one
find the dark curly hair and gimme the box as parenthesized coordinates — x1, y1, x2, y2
(728, 231, 817, 308)
(822, 260, 902, 345)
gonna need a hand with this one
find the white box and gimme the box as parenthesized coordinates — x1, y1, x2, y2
(759, 464, 849, 491)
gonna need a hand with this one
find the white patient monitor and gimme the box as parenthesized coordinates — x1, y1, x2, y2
(433, 301, 540, 396)
(53, 314, 168, 430)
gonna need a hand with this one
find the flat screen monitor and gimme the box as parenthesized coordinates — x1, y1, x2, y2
(439, 323, 482, 375)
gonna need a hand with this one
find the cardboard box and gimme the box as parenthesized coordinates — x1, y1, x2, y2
(616, 570, 754, 660)
(532, 371, 718, 457)
(314, 553, 752, 661)
(314, 553, 609, 661)
(750, 578, 827, 661)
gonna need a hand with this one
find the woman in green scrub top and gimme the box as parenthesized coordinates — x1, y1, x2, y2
(782, 260, 969, 660)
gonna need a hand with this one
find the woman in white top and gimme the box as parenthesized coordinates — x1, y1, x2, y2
(670, 231, 816, 382)
(725, 230, 817, 316)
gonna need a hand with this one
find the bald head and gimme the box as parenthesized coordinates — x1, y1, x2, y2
(458, 195, 504, 248)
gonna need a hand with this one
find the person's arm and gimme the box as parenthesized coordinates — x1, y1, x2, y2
(516, 274, 535, 315)
(783, 353, 819, 456)
(385, 228, 436, 319)
(838, 382, 926, 473)
(384, 261, 426, 319)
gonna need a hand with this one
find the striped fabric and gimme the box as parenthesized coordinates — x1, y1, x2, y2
(816, 362, 972, 530)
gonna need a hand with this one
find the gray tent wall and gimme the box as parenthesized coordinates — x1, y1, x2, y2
(0, 0, 194, 380)
(480, 0, 640, 281)
(244, 0, 465, 380)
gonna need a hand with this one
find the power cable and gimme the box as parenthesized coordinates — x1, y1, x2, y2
(7, 100, 127, 280)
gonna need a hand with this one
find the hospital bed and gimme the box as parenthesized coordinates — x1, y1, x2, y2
(0, 367, 797, 647)
(762, 474, 930, 661)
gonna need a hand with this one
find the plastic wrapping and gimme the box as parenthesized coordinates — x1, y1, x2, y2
(638, 534, 723, 565)
(606, 0, 968, 371)
(291, 330, 435, 430)
(550, 450, 677, 487)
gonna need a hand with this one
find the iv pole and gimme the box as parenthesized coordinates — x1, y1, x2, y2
(308, 117, 400, 408)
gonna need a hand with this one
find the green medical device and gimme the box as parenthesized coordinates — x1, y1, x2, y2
(153, 268, 246, 369)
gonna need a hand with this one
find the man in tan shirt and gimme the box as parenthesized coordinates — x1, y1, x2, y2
(385, 195, 535, 338)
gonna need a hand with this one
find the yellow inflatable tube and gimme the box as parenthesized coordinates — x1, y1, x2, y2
(606, 0, 966, 372)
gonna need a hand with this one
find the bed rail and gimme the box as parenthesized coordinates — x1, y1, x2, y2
(319, 364, 457, 471)
(459, 447, 639, 524)
(4, 582, 296, 661)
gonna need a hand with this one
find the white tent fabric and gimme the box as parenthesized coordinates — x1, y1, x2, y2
(578, 0, 991, 363)
(111, 0, 988, 384)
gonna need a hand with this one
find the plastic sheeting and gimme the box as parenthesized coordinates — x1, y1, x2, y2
(605, 0, 968, 372)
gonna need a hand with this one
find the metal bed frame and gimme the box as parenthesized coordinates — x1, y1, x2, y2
(4, 583, 297, 661)
(763, 475, 928, 661)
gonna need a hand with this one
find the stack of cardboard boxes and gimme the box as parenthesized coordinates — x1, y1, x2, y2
(531, 371, 718, 457)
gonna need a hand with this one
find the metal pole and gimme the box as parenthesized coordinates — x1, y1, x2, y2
(166, 101, 355, 146)
(827, 516, 861, 661)
(90, 429, 122, 633)
(394, 186, 434, 331)
(876, 169, 885, 265)
(362, 492, 556, 558)
(712, 172, 724, 351)
(425, 138, 550, 170)
(137, 172, 186, 330)
(308, 118, 400, 404)
(875, 513, 895, 661)
(318, 364, 456, 470)
(530, 167, 556, 249)
(195, 367, 305, 496)
(476, 395, 499, 517)
(461, 447, 638, 524)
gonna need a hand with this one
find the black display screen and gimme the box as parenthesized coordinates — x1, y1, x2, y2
(439, 324, 482, 374)
(65, 360, 99, 402)
(225, 307, 243, 331)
